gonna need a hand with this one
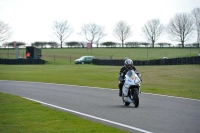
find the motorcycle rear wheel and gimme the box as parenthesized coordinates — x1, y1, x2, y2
(125, 102, 130, 106)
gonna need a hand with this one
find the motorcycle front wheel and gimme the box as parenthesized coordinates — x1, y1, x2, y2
(133, 91, 139, 107)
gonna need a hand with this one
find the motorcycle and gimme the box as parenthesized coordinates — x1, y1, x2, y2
(119, 70, 142, 107)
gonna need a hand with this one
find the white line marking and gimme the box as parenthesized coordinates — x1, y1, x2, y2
(141, 92, 200, 101)
(23, 97, 153, 133)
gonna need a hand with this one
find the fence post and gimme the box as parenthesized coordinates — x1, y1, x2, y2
(146, 47, 148, 58)
(7, 48, 9, 58)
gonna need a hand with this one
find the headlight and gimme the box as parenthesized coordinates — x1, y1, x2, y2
(134, 77, 141, 84)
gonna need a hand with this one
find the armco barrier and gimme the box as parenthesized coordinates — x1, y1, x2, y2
(0, 58, 45, 65)
(93, 56, 200, 66)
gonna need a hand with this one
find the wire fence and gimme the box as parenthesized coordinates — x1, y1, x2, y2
(0, 48, 200, 63)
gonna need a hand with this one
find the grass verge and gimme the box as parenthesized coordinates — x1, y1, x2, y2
(0, 64, 199, 99)
(0, 92, 128, 133)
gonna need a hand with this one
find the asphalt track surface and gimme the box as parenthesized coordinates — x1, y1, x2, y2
(0, 80, 200, 133)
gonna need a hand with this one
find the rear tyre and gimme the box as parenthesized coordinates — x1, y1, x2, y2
(122, 96, 130, 106)
(125, 102, 130, 106)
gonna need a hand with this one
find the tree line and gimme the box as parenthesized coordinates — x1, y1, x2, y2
(0, 7, 199, 48)
(2, 41, 199, 48)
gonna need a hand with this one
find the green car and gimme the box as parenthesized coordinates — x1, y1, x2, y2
(74, 56, 95, 64)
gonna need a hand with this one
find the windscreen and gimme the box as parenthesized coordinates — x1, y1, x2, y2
(80, 56, 85, 60)
(126, 70, 136, 78)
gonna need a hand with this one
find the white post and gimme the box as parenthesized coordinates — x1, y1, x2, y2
(15, 46, 19, 59)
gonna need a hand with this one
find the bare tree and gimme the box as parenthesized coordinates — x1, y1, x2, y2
(167, 13, 194, 48)
(0, 20, 12, 42)
(95, 27, 107, 48)
(52, 20, 73, 48)
(191, 8, 200, 48)
(142, 19, 165, 48)
(79, 23, 106, 48)
(113, 20, 132, 47)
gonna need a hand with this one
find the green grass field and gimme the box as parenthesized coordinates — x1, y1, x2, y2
(0, 64, 200, 99)
(0, 47, 200, 133)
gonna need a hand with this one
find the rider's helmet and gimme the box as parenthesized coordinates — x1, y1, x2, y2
(124, 59, 133, 70)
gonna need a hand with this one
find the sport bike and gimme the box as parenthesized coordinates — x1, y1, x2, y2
(119, 70, 142, 107)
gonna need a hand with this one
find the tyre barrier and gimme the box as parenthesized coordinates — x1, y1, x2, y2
(92, 56, 200, 66)
(0, 58, 45, 65)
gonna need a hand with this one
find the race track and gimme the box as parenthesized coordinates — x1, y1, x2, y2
(0, 80, 200, 133)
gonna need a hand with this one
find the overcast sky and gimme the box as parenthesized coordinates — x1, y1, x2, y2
(0, 0, 200, 45)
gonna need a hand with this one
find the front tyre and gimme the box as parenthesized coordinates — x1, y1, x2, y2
(133, 91, 139, 107)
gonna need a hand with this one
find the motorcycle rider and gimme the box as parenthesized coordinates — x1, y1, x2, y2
(118, 58, 139, 97)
